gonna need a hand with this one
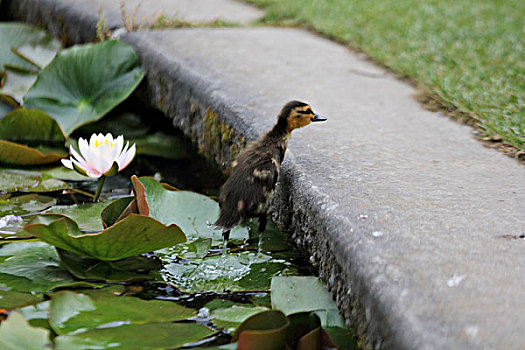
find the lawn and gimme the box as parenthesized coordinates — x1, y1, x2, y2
(244, 0, 525, 155)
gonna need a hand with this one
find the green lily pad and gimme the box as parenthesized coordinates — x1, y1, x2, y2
(0, 290, 44, 309)
(156, 237, 212, 260)
(17, 300, 52, 330)
(55, 322, 215, 350)
(23, 213, 186, 261)
(0, 214, 32, 238)
(0, 22, 61, 72)
(100, 196, 136, 227)
(0, 140, 66, 165)
(270, 276, 345, 327)
(0, 193, 56, 216)
(159, 251, 299, 293)
(211, 305, 269, 333)
(133, 176, 248, 243)
(29, 178, 70, 192)
(0, 69, 37, 103)
(40, 165, 97, 181)
(57, 249, 161, 282)
(0, 109, 65, 143)
(23, 40, 145, 136)
(231, 310, 289, 350)
(0, 96, 17, 119)
(286, 312, 339, 350)
(44, 199, 113, 232)
(134, 131, 193, 160)
(0, 242, 99, 292)
(0, 311, 50, 350)
(14, 43, 59, 70)
(49, 291, 196, 335)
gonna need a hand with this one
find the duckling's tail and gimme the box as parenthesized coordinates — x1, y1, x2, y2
(214, 211, 241, 231)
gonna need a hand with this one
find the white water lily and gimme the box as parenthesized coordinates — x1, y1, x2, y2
(62, 133, 136, 178)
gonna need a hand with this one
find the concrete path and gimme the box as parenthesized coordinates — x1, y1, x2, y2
(3, 1, 525, 349)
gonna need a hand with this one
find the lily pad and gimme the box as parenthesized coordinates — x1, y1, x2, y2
(134, 131, 192, 160)
(231, 310, 289, 350)
(0, 109, 65, 143)
(29, 178, 70, 192)
(0, 22, 61, 72)
(23, 213, 186, 261)
(0, 193, 56, 216)
(49, 291, 196, 335)
(156, 237, 211, 259)
(0, 289, 44, 309)
(159, 251, 299, 293)
(40, 165, 97, 182)
(55, 322, 215, 350)
(44, 199, 113, 232)
(0, 69, 37, 103)
(0, 242, 99, 292)
(270, 276, 345, 327)
(17, 300, 52, 330)
(57, 249, 161, 282)
(0, 169, 40, 192)
(0, 96, 17, 119)
(211, 305, 269, 333)
(0, 140, 66, 165)
(0, 215, 31, 238)
(23, 40, 145, 136)
(133, 176, 248, 243)
(0, 311, 50, 350)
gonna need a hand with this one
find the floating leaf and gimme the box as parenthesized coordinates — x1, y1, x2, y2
(58, 249, 161, 282)
(0, 215, 32, 238)
(0, 22, 60, 72)
(211, 305, 269, 333)
(17, 300, 52, 330)
(0, 169, 40, 192)
(0, 312, 50, 350)
(132, 176, 248, 243)
(24, 213, 186, 261)
(231, 310, 289, 350)
(24, 40, 145, 136)
(159, 251, 299, 293)
(156, 237, 211, 259)
(0, 140, 66, 165)
(0, 96, 17, 119)
(40, 165, 97, 182)
(0, 289, 44, 309)
(49, 291, 196, 335)
(100, 196, 136, 227)
(14, 43, 59, 70)
(44, 199, 113, 232)
(0, 69, 36, 103)
(29, 178, 70, 192)
(0, 242, 99, 292)
(55, 322, 215, 350)
(0, 193, 56, 216)
(271, 276, 345, 327)
(0, 109, 65, 143)
(134, 131, 192, 160)
(286, 312, 338, 350)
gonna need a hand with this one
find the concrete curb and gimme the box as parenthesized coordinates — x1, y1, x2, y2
(3, 2, 525, 349)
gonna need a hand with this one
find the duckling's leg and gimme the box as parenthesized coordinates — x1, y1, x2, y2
(257, 215, 267, 254)
(257, 215, 267, 233)
(221, 230, 231, 257)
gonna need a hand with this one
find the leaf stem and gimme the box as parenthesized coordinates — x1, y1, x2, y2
(93, 176, 106, 202)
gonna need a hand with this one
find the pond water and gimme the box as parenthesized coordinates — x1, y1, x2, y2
(0, 100, 357, 349)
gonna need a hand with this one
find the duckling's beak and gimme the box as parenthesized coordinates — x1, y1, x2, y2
(311, 113, 327, 122)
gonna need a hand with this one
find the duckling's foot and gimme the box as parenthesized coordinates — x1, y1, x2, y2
(221, 230, 230, 259)
(257, 215, 267, 233)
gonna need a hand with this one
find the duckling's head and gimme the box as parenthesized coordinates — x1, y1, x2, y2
(277, 100, 327, 133)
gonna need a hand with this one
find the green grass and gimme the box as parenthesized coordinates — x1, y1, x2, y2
(245, 0, 525, 154)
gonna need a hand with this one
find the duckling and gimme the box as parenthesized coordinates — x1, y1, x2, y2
(215, 100, 327, 243)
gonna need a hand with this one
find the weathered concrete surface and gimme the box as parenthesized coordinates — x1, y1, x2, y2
(1, 0, 262, 43)
(3, 1, 525, 349)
